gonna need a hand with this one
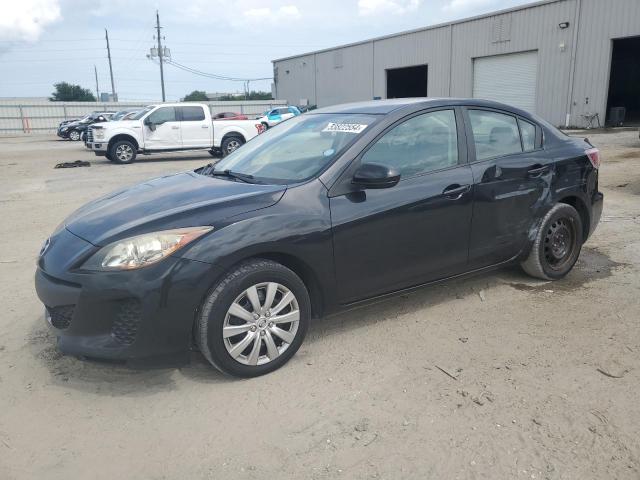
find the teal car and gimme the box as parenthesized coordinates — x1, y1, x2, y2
(258, 106, 301, 129)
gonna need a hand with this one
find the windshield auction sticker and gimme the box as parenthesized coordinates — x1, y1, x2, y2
(322, 123, 368, 134)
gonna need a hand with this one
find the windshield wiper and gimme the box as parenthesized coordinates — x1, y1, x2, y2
(208, 169, 256, 183)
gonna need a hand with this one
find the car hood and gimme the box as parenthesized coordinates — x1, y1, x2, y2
(64, 171, 287, 246)
(61, 121, 83, 129)
(96, 119, 139, 129)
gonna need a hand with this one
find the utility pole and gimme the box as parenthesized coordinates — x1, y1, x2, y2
(156, 10, 166, 102)
(105, 29, 117, 101)
(94, 65, 100, 101)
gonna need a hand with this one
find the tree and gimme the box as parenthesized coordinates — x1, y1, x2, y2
(218, 91, 273, 101)
(184, 90, 209, 101)
(50, 82, 96, 102)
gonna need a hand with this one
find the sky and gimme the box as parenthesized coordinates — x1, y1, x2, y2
(0, 0, 534, 102)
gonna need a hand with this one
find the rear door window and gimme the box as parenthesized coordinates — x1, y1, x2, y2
(179, 106, 206, 121)
(468, 110, 522, 160)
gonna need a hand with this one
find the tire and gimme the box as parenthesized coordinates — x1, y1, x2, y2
(261, 122, 269, 131)
(521, 203, 583, 280)
(105, 152, 114, 162)
(68, 130, 81, 141)
(221, 136, 244, 157)
(196, 259, 311, 377)
(109, 139, 137, 164)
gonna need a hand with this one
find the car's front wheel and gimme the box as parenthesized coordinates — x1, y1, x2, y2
(68, 130, 81, 141)
(109, 140, 137, 164)
(521, 203, 583, 280)
(196, 259, 310, 377)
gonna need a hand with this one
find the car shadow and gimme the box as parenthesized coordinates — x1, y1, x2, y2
(29, 247, 621, 395)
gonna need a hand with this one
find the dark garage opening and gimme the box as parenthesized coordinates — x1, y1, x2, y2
(606, 36, 640, 125)
(386, 65, 428, 99)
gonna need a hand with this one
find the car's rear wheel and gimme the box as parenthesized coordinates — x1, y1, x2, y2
(261, 122, 269, 131)
(68, 130, 81, 141)
(109, 140, 137, 164)
(521, 203, 583, 280)
(196, 259, 310, 377)
(221, 136, 244, 157)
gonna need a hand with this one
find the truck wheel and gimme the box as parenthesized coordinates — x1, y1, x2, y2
(521, 203, 583, 280)
(196, 259, 310, 377)
(68, 130, 81, 141)
(109, 140, 137, 164)
(221, 136, 244, 157)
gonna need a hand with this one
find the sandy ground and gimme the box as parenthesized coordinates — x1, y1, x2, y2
(0, 131, 638, 480)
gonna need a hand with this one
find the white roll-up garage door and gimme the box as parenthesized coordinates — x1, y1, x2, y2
(473, 51, 538, 113)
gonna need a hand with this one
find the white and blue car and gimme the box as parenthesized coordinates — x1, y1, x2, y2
(258, 106, 301, 129)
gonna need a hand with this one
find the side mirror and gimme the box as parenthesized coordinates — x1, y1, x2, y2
(144, 118, 156, 131)
(352, 163, 400, 189)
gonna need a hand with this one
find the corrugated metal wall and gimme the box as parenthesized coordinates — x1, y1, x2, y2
(0, 100, 287, 134)
(273, 0, 640, 127)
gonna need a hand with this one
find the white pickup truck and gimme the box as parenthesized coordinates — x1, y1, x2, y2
(85, 103, 265, 164)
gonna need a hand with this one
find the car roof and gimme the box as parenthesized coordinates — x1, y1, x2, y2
(310, 97, 534, 117)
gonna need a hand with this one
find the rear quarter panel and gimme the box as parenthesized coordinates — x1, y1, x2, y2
(212, 120, 263, 147)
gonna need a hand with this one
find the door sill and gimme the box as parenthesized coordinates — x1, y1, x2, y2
(340, 253, 521, 309)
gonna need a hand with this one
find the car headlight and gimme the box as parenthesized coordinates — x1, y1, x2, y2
(61, 127, 68, 131)
(82, 226, 213, 271)
(94, 130, 105, 139)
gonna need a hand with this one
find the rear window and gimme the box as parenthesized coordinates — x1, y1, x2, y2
(180, 106, 206, 121)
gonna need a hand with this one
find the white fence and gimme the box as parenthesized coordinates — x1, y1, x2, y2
(0, 100, 287, 134)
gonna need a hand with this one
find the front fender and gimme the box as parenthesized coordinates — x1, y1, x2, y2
(179, 180, 337, 313)
(103, 127, 143, 146)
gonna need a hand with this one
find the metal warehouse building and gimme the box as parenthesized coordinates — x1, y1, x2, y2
(272, 0, 640, 127)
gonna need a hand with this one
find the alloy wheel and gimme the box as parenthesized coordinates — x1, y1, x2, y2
(223, 282, 300, 366)
(226, 139, 241, 154)
(115, 144, 134, 162)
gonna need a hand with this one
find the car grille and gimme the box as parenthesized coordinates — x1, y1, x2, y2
(86, 127, 94, 143)
(111, 299, 142, 345)
(46, 305, 75, 329)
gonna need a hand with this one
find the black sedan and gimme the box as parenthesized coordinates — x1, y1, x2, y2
(36, 98, 603, 377)
(57, 112, 114, 141)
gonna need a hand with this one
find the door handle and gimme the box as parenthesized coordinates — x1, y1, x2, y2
(201, 125, 209, 128)
(171, 126, 180, 130)
(442, 184, 471, 199)
(527, 165, 549, 177)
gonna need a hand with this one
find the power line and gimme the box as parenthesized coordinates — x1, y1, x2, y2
(164, 59, 271, 82)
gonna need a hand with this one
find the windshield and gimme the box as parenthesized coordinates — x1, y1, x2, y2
(130, 106, 155, 120)
(210, 113, 378, 184)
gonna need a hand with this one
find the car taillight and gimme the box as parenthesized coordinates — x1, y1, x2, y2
(255, 124, 265, 134)
(585, 148, 600, 169)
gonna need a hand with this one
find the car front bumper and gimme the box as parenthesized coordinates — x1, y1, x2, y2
(85, 142, 108, 153)
(34, 228, 220, 365)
